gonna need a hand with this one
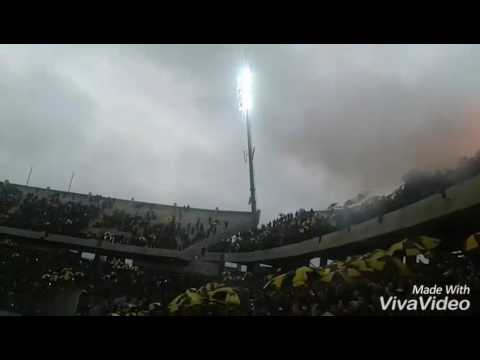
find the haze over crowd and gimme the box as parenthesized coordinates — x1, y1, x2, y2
(1, 44, 479, 223)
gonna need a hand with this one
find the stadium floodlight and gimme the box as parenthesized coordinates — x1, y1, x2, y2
(237, 65, 253, 113)
(237, 63, 258, 223)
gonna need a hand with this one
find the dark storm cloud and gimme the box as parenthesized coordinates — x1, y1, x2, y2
(1, 45, 480, 222)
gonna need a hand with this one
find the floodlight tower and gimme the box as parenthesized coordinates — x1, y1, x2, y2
(237, 65, 258, 220)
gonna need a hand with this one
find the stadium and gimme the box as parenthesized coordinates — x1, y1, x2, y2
(1, 44, 480, 316)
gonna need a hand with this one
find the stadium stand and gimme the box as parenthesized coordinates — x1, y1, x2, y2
(0, 182, 255, 251)
(2, 232, 480, 316)
(210, 150, 480, 253)
(2, 151, 480, 315)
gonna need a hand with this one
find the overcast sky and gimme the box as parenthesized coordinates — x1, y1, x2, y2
(1, 44, 480, 223)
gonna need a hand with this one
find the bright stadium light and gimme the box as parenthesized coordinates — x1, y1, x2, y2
(237, 65, 253, 113)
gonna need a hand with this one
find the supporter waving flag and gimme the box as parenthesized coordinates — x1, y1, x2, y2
(387, 239, 424, 257)
(263, 266, 320, 292)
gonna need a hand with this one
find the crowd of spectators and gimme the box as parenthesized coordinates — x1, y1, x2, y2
(3, 150, 479, 255)
(1, 233, 480, 316)
(94, 210, 229, 250)
(209, 209, 336, 252)
(0, 183, 229, 251)
(0, 239, 193, 315)
(0, 181, 22, 220)
(2, 150, 480, 315)
(210, 150, 480, 253)
(2, 192, 102, 236)
(252, 252, 480, 316)
(326, 150, 480, 231)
